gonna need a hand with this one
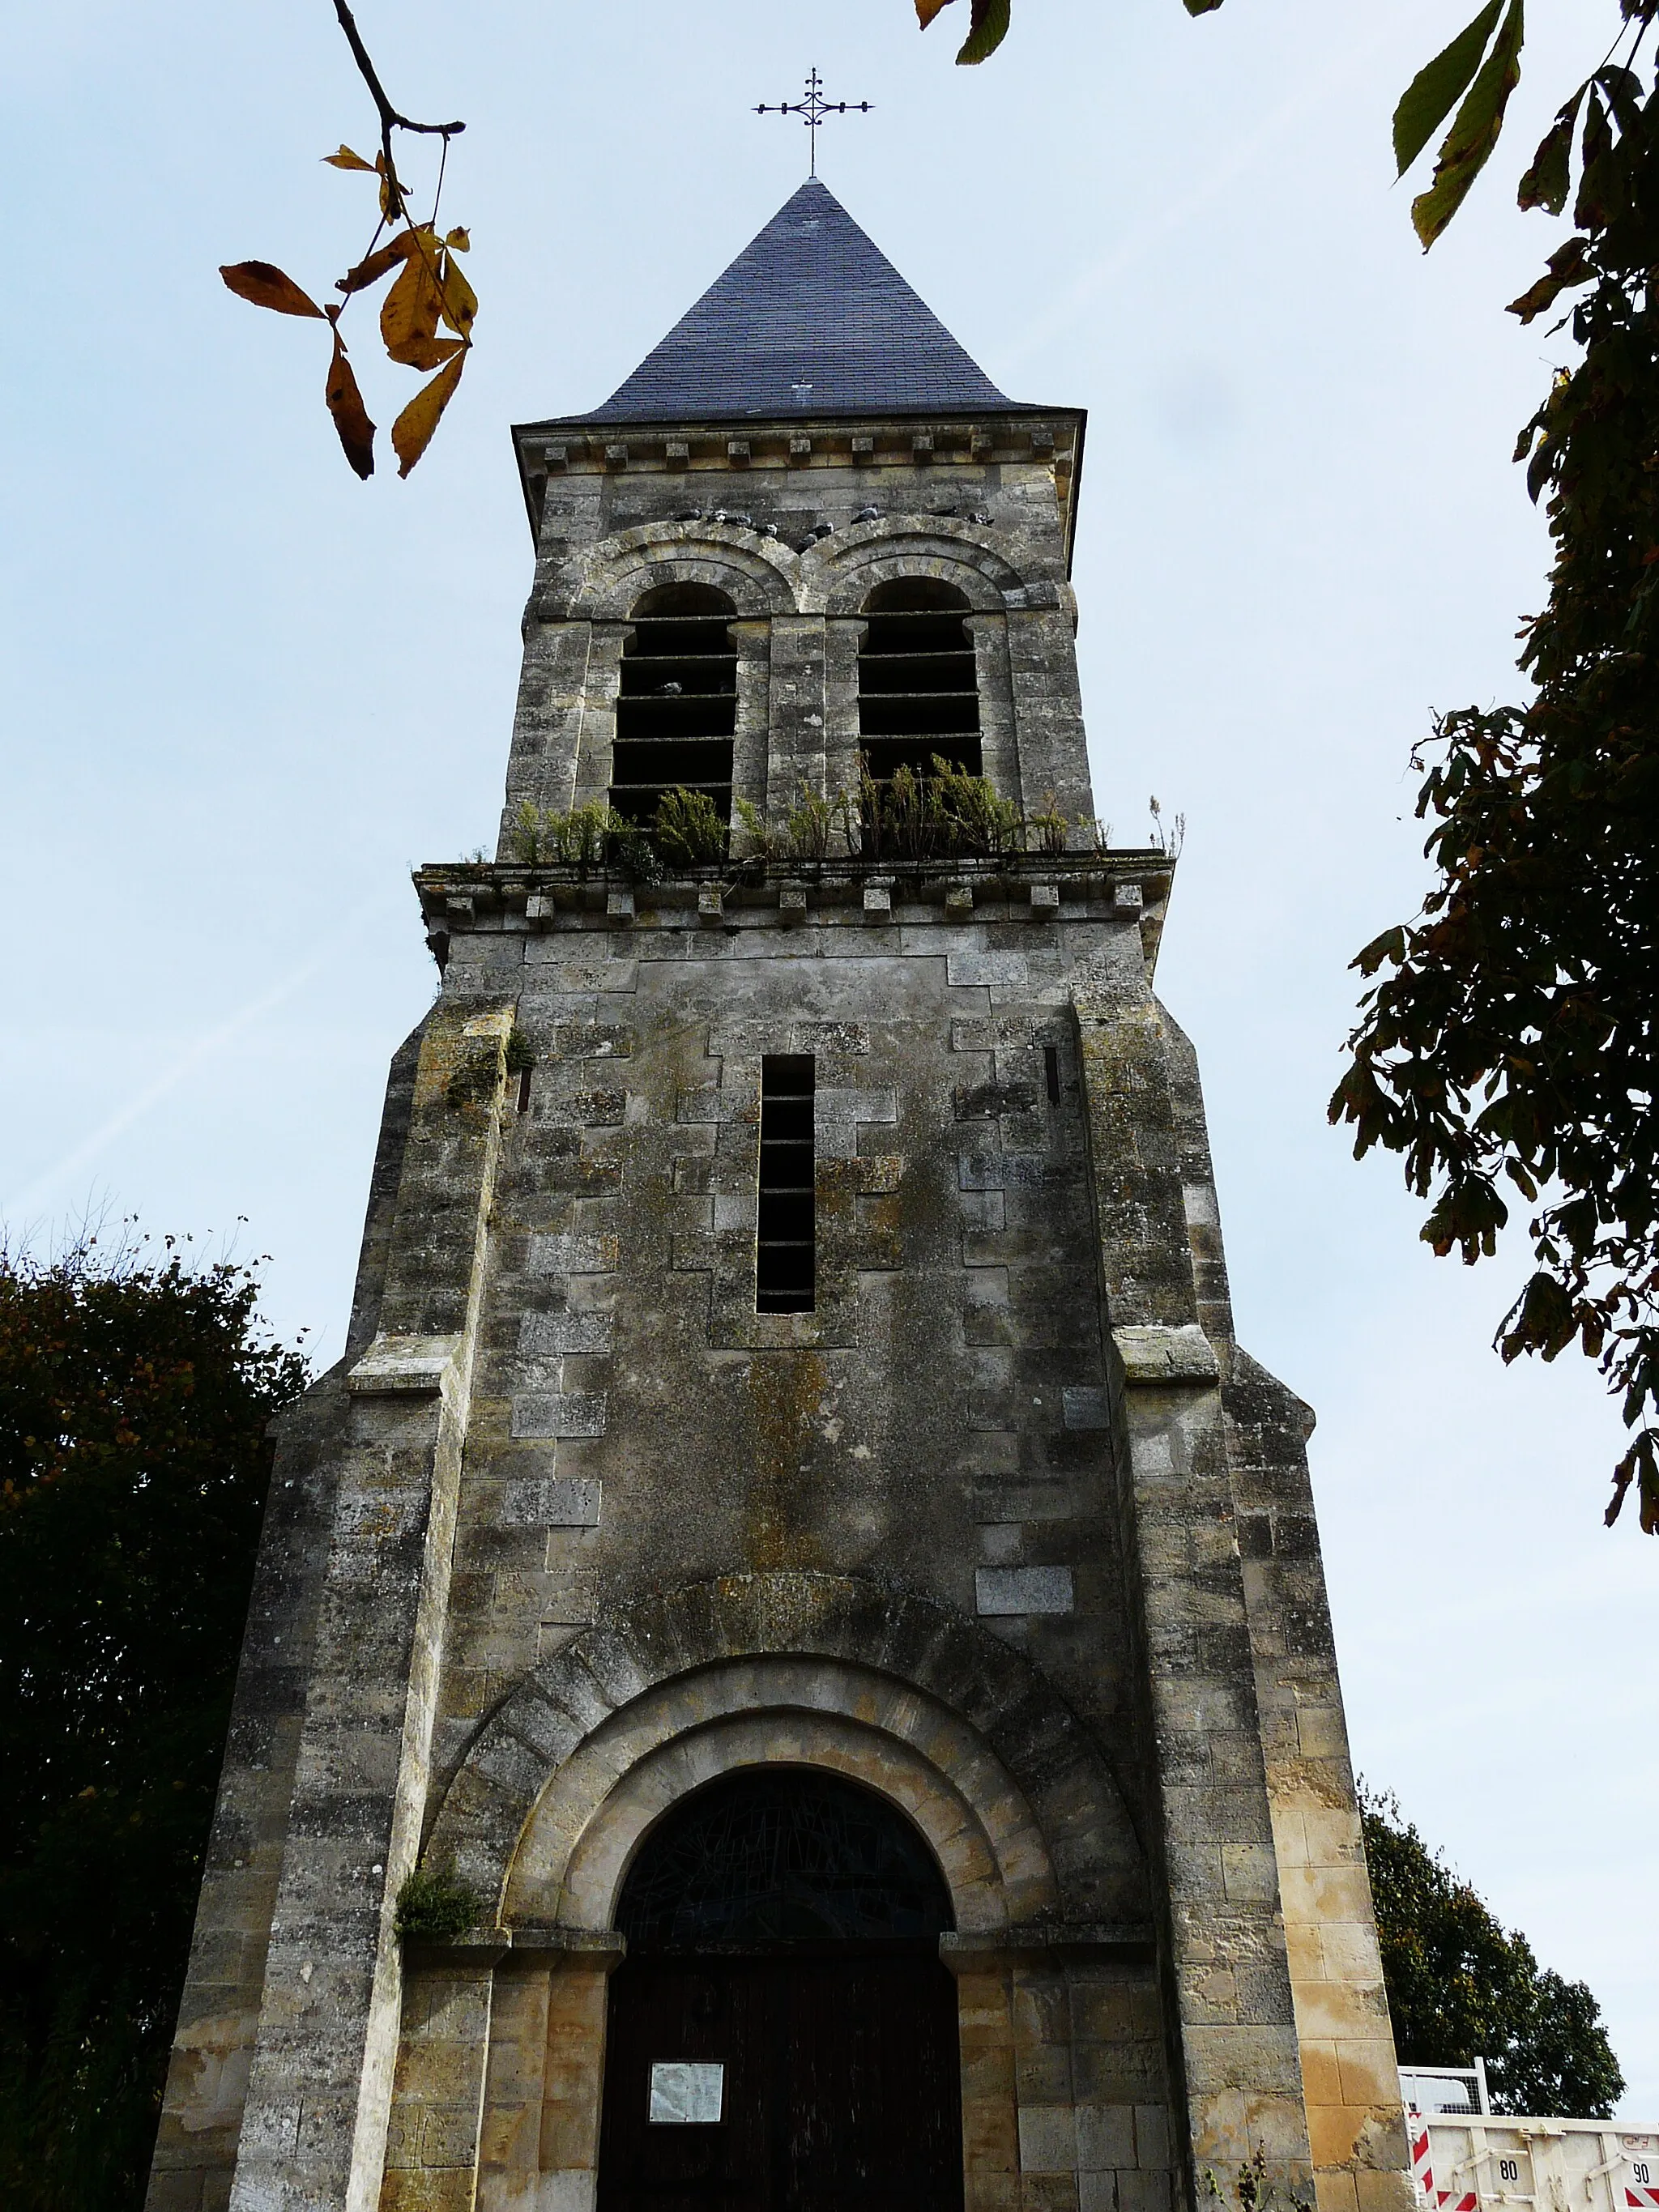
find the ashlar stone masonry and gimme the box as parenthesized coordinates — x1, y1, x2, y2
(147, 178, 1413, 2212)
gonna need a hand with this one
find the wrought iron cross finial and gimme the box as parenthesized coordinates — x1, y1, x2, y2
(755, 68, 872, 177)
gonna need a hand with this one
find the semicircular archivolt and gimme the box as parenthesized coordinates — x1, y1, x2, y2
(569, 523, 800, 620)
(502, 1657, 1056, 1934)
(808, 521, 1026, 616)
(424, 1572, 1147, 1928)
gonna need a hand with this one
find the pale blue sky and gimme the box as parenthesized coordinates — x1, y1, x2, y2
(4, 0, 1652, 2114)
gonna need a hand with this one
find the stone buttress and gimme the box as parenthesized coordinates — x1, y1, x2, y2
(147, 179, 1413, 2212)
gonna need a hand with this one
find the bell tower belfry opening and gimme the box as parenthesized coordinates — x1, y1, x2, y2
(147, 179, 1414, 2212)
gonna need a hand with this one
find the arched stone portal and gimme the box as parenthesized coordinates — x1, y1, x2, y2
(378, 1579, 1175, 2212)
(596, 1768, 963, 2210)
(427, 1574, 1146, 1926)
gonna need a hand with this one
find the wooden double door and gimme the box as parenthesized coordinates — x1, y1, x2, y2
(596, 1946, 965, 2212)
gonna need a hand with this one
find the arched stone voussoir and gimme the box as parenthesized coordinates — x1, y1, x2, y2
(805, 519, 1029, 616)
(426, 1572, 1147, 1924)
(565, 522, 801, 620)
(555, 1622, 654, 1716)
(510, 1685, 1047, 1936)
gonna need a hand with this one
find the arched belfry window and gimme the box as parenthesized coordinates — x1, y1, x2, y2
(616, 1768, 954, 1948)
(857, 579, 982, 786)
(611, 583, 738, 826)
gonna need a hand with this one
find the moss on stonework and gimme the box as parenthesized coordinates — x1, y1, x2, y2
(394, 1866, 484, 1943)
(446, 1045, 502, 1111)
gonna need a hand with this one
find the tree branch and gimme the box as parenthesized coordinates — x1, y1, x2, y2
(330, 0, 464, 220)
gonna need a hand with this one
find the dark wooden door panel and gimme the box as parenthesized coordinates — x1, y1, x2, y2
(780, 1958, 964, 2211)
(598, 1959, 773, 2209)
(597, 1953, 963, 2212)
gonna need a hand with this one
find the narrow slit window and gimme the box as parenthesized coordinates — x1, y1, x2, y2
(1043, 1044, 1061, 1107)
(757, 1055, 815, 1314)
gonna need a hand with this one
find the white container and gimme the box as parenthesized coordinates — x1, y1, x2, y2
(1407, 2108, 1659, 2212)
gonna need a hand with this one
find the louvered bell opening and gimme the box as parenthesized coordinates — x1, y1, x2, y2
(858, 578, 982, 787)
(611, 583, 738, 828)
(757, 1055, 815, 1314)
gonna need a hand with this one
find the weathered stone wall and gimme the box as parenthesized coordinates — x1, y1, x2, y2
(147, 1024, 424, 2211)
(148, 416, 1408, 2212)
(1161, 1016, 1410, 2212)
(498, 412, 1092, 858)
(437, 905, 1137, 1766)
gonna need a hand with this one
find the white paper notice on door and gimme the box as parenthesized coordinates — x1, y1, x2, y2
(648, 2061, 724, 2124)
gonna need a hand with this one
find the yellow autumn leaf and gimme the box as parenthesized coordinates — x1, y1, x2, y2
(323, 144, 376, 171)
(445, 227, 471, 251)
(437, 253, 478, 339)
(338, 228, 419, 297)
(381, 231, 452, 369)
(392, 348, 467, 477)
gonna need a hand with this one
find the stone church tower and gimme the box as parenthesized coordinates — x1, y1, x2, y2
(149, 181, 1413, 2212)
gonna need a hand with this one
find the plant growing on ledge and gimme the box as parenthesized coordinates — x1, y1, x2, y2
(507, 773, 1125, 878)
(734, 786, 839, 865)
(934, 759, 1024, 856)
(857, 758, 1023, 863)
(509, 799, 621, 870)
(651, 786, 729, 869)
(394, 1865, 484, 1943)
(1028, 794, 1069, 859)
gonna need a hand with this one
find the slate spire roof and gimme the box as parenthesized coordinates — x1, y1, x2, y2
(578, 178, 1023, 423)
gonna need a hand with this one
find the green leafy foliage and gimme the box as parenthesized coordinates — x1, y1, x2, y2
(515, 771, 1107, 876)
(1518, 86, 1589, 215)
(955, 0, 1011, 65)
(912, 0, 1014, 64)
(1404, 0, 1527, 248)
(734, 786, 841, 865)
(1361, 1789, 1623, 2116)
(651, 786, 730, 869)
(0, 1234, 308, 2210)
(1393, 2, 1505, 173)
(1332, 44, 1659, 1532)
(855, 758, 1024, 863)
(394, 1865, 484, 1943)
(916, 0, 1644, 281)
(509, 799, 629, 870)
(1363, 0, 1657, 254)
